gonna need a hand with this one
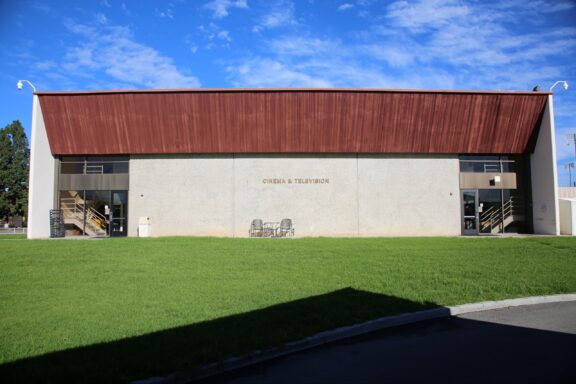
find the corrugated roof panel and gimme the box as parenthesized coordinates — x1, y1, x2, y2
(38, 89, 548, 155)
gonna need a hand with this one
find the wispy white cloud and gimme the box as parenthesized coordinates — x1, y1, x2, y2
(155, 8, 174, 19)
(253, 0, 297, 32)
(269, 36, 339, 56)
(337, 3, 354, 11)
(121, 3, 133, 17)
(367, 0, 576, 91)
(197, 23, 234, 49)
(95, 13, 108, 24)
(217, 30, 231, 42)
(539, 1, 574, 12)
(494, 0, 574, 14)
(360, 44, 417, 68)
(227, 0, 576, 91)
(184, 35, 199, 53)
(205, 0, 248, 18)
(60, 21, 200, 88)
(226, 58, 332, 87)
(33, 60, 58, 71)
(226, 35, 456, 89)
(386, 0, 470, 32)
(155, 1, 183, 19)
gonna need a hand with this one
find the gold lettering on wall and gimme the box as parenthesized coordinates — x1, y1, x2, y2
(262, 178, 330, 185)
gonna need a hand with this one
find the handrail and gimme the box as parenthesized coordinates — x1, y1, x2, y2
(61, 160, 129, 163)
(60, 160, 129, 175)
(60, 198, 107, 233)
(460, 160, 516, 163)
(86, 207, 107, 229)
(483, 163, 500, 172)
(479, 197, 524, 233)
(460, 159, 516, 173)
(85, 164, 104, 174)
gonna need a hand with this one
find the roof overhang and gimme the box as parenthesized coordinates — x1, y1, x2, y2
(37, 88, 550, 155)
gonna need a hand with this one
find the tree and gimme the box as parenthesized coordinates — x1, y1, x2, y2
(0, 121, 30, 224)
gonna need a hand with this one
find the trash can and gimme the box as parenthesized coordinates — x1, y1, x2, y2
(49, 209, 65, 238)
(138, 217, 150, 237)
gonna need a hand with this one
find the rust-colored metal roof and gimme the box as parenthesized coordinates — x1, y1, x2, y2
(37, 88, 549, 155)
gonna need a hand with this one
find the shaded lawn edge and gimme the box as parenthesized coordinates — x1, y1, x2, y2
(0, 288, 438, 384)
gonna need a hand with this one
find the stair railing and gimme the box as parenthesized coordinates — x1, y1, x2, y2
(60, 197, 83, 219)
(480, 205, 499, 232)
(479, 196, 524, 234)
(60, 197, 107, 235)
(85, 207, 107, 232)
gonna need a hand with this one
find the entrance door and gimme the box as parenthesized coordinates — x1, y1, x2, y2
(110, 191, 128, 237)
(461, 190, 478, 235)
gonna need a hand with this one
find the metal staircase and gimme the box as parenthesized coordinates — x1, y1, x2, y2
(480, 197, 524, 234)
(60, 193, 107, 236)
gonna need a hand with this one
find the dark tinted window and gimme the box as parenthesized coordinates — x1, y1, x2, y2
(60, 156, 129, 174)
(459, 155, 521, 173)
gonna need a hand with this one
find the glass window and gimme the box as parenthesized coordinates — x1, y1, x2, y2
(500, 155, 523, 173)
(61, 156, 85, 162)
(60, 161, 85, 174)
(60, 156, 85, 174)
(459, 155, 522, 173)
(503, 189, 528, 233)
(59, 190, 85, 236)
(59, 190, 128, 237)
(59, 156, 129, 174)
(479, 189, 503, 234)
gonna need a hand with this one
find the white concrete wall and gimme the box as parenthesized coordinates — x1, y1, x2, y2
(530, 96, 560, 235)
(129, 154, 461, 237)
(233, 154, 359, 237)
(559, 198, 576, 235)
(358, 155, 461, 236)
(128, 155, 234, 237)
(27, 96, 56, 239)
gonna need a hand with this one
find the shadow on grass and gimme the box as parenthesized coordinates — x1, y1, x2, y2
(0, 288, 438, 383)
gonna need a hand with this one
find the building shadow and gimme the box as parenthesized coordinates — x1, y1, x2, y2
(200, 308, 576, 384)
(0, 288, 438, 383)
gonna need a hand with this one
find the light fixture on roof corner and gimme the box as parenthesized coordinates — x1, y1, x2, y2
(16, 79, 36, 92)
(549, 80, 569, 92)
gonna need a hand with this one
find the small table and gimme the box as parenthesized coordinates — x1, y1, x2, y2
(263, 222, 279, 237)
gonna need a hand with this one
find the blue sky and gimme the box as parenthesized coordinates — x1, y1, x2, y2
(1, 0, 575, 184)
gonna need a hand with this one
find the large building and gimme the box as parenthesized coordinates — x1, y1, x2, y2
(27, 88, 559, 238)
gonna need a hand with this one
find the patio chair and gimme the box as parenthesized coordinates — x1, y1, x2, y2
(249, 219, 264, 237)
(277, 218, 295, 237)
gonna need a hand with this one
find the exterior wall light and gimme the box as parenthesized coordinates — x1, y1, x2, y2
(16, 80, 37, 92)
(549, 81, 569, 92)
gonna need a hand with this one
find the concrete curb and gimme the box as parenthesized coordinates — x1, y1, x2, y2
(133, 293, 576, 384)
(449, 293, 576, 316)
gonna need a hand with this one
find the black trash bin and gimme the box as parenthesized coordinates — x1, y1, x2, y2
(49, 209, 65, 238)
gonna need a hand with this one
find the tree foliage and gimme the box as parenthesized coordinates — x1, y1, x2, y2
(0, 120, 30, 222)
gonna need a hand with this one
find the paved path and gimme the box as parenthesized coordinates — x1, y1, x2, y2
(200, 301, 576, 384)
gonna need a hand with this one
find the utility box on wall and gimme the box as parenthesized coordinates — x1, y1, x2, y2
(138, 217, 150, 237)
(559, 199, 576, 235)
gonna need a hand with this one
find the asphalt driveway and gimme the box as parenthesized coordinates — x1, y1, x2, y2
(200, 301, 576, 384)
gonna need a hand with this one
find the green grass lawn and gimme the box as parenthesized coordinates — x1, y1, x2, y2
(0, 236, 575, 383)
(0, 234, 26, 239)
